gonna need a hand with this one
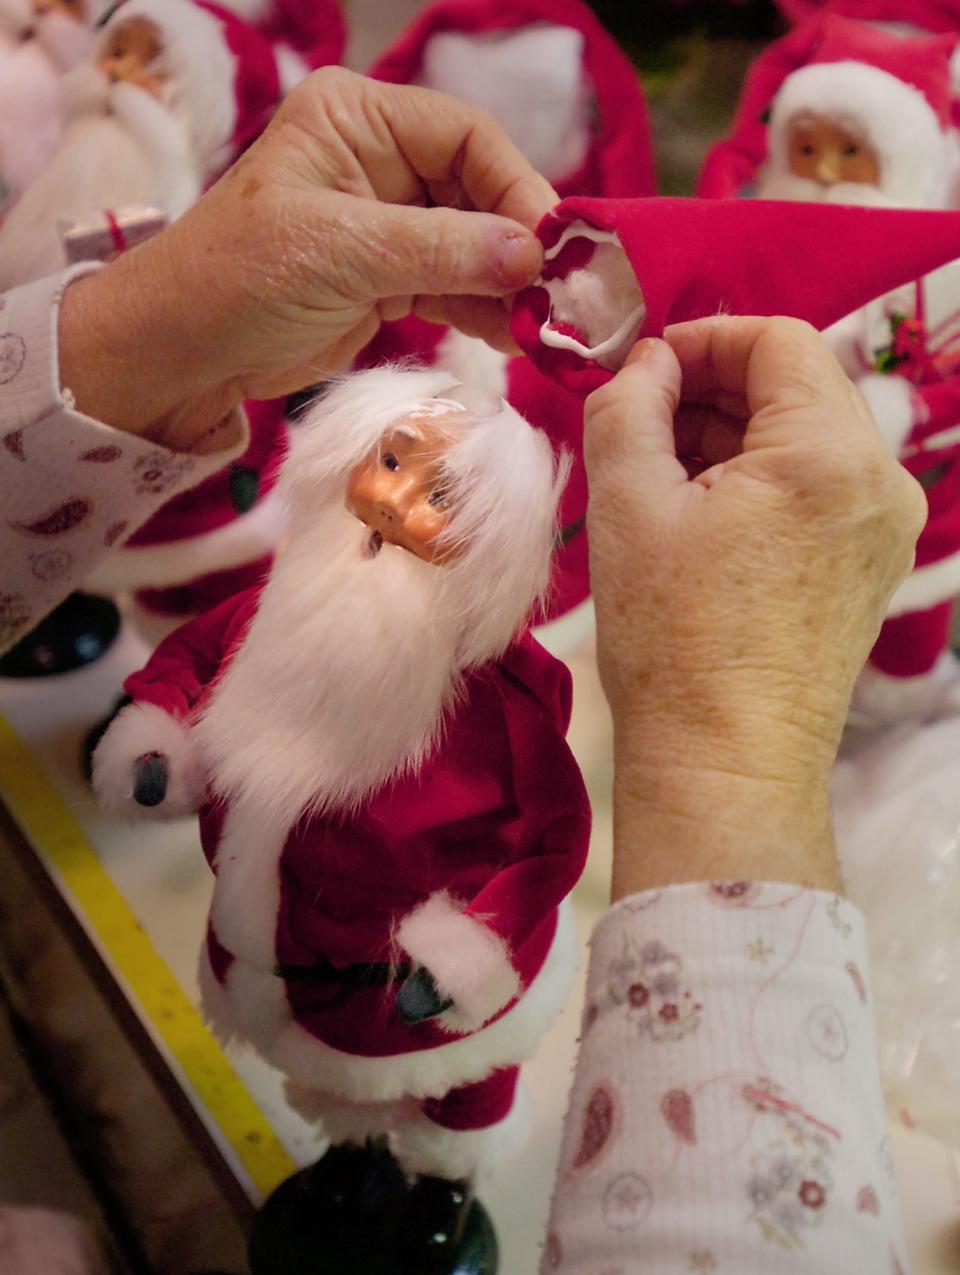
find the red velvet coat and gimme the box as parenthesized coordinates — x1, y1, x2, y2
(124, 588, 592, 1058)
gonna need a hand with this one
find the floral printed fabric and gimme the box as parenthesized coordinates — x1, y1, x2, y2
(0, 269, 247, 654)
(545, 883, 910, 1274)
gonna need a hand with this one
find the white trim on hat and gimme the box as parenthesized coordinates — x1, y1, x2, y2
(768, 61, 951, 208)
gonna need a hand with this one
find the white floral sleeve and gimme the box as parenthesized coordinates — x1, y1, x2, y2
(0, 269, 247, 653)
(545, 883, 910, 1274)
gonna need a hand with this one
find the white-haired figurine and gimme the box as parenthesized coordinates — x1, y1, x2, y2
(0, 0, 280, 289)
(0, 0, 94, 213)
(92, 366, 591, 1274)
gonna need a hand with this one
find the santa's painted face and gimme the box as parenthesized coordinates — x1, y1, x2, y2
(98, 17, 165, 97)
(345, 409, 467, 564)
(787, 114, 880, 189)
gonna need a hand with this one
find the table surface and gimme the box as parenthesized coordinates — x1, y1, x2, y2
(0, 614, 957, 1273)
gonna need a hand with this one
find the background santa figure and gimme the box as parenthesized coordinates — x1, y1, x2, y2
(0, 0, 281, 289)
(92, 366, 590, 1272)
(740, 18, 960, 723)
(0, 0, 95, 212)
(215, 0, 346, 91)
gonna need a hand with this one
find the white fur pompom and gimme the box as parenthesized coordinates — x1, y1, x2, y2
(92, 702, 206, 820)
(397, 893, 521, 1035)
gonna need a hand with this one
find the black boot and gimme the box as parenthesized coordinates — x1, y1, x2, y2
(248, 1141, 410, 1275)
(0, 593, 120, 678)
(399, 1176, 499, 1275)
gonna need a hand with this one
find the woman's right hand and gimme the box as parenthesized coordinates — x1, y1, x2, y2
(583, 316, 926, 898)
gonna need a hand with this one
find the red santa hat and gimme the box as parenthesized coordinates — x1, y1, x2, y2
(211, 0, 345, 89)
(368, 0, 654, 199)
(775, 0, 960, 32)
(766, 18, 957, 207)
(100, 0, 280, 168)
(699, 15, 959, 202)
(511, 196, 960, 397)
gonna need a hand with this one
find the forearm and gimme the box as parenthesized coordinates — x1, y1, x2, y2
(609, 704, 843, 901)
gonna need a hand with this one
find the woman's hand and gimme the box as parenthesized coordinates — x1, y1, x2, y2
(59, 68, 555, 448)
(584, 316, 926, 899)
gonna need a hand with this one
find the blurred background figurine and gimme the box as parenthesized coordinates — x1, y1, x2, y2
(717, 15, 960, 723)
(0, 0, 281, 290)
(215, 0, 346, 90)
(93, 367, 591, 1275)
(0, 0, 94, 213)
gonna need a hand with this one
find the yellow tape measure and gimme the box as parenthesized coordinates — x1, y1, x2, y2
(0, 713, 296, 1201)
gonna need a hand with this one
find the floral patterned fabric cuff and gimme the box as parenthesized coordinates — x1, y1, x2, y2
(1, 270, 248, 654)
(544, 883, 910, 1274)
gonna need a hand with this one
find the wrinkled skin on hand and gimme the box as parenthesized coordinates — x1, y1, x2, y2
(59, 68, 555, 449)
(583, 317, 926, 897)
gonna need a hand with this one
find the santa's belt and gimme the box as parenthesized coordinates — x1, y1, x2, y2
(275, 956, 410, 987)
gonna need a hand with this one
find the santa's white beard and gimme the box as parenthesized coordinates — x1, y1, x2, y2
(195, 504, 465, 831)
(0, 69, 200, 289)
(756, 165, 907, 208)
(0, 38, 64, 207)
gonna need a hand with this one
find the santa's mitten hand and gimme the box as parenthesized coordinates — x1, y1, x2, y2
(397, 894, 521, 1035)
(92, 703, 205, 820)
(396, 968, 453, 1025)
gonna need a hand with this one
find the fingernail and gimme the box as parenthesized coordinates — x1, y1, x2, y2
(496, 231, 542, 289)
(627, 338, 662, 364)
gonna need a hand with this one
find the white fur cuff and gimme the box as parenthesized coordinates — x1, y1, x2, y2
(397, 893, 521, 1035)
(92, 701, 206, 820)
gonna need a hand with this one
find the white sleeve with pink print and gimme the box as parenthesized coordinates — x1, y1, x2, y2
(545, 883, 910, 1274)
(0, 267, 246, 656)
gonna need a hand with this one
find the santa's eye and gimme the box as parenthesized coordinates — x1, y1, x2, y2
(842, 144, 859, 157)
(382, 453, 399, 471)
(800, 143, 815, 156)
(428, 488, 450, 509)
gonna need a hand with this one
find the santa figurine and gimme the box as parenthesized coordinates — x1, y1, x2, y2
(215, 0, 346, 92)
(0, 0, 281, 289)
(740, 18, 960, 723)
(92, 366, 591, 1274)
(369, 0, 655, 199)
(0, 0, 94, 212)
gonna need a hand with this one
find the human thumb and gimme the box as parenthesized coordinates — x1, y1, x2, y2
(354, 201, 544, 301)
(584, 338, 687, 516)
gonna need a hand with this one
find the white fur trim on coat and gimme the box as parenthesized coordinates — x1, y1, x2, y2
(768, 61, 951, 208)
(856, 372, 918, 456)
(396, 892, 522, 1035)
(850, 652, 960, 728)
(199, 897, 578, 1106)
(92, 702, 206, 819)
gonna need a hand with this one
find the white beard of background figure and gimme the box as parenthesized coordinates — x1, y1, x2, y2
(0, 0, 93, 210)
(0, 0, 253, 289)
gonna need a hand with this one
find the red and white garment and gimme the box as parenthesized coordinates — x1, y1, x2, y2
(107, 587, 591, 1173)
(509, 196, 960, 398)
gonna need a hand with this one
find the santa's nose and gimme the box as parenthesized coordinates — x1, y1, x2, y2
(814, 156, 841, 185)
